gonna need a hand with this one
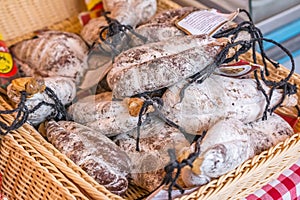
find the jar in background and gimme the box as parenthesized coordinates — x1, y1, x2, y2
(0, 35, 19, 89)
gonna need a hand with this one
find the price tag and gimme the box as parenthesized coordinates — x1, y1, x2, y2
(175, 9, 238, 36)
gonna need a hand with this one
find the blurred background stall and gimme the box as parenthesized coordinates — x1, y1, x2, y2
(173, 0, 300, 74)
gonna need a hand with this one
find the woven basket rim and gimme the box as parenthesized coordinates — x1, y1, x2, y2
(0, 107, 90, 200)
(176, 132, 300, 199)
(0, 96, 119, 200)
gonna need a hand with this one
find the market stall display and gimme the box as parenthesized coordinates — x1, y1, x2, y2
(0, 0, 300, 200)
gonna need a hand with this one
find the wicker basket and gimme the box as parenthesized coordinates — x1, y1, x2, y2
(1, 0, 300, 199)
(0, 0, 86, 47)
(0, 98, 90, 200)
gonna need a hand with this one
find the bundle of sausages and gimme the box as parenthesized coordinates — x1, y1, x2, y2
(5, 1, 298, 197)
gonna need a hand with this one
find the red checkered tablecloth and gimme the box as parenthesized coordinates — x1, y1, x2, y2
(245, 159, 300, 200)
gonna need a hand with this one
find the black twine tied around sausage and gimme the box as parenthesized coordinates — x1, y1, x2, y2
(137, 131, 206, 200)
(135, 94, 191, 152)
(0, 87, 68, 135)
(178, 38, 253, 103)
(184, 8, 297, 120)
(90, 11, 147, 61)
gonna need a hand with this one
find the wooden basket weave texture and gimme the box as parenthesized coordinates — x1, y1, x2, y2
(0, 0, 300, 199)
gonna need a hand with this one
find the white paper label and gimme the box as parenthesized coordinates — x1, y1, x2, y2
(176, 9, 238, 36)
